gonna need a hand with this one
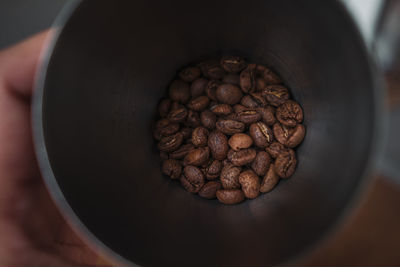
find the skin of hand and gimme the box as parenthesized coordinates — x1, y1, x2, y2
(0, 31, 112, 267)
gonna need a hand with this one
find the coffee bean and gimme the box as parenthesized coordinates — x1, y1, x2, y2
(236, 109, 261, 124)
(258, 106, 276, 126)
(249, 122, 274, 148)
(160, 151, 169, 160)
(250, 92, 268, 107)
(216, 189, 245, 204)
(208, 131, 229, 160)
(180, 127, 192, 139)
(169, 143, 195, 159)
(192, 127, 209, 147)
(260, 164, 280, 193)
(210, 104, 233, 116)
(199, 181, 222, 199)
(227, 148, 257, 166)
(183, 147, 210, 166)
(228, 133, 253, 151)
(216, 119, 245, 135)
(220, 56, 247, 73)
(158, 132, 184, 152)
(262, 85, 290, 107)
(241, 95, 259, 108)
(162, 159, 182, 179)
(204, 159, 222, 180)
(200, 110, 217, 130)
(266, 142, 287, 158)
(190, 78, 208, 98)
(167, 106, 188, 123)
(233, 104, 247, 113)
(273, 123, 305, 148)
(251, 151, 271, 176)
(216, 84, 243, 105)
(188, 96, 210, 112)
(186, 110, 201, 128)
(274, 149, 297, 178)
(155, 119, 180, 136)
(181, 166, 205, 193)
(205, 80, 221, 101)
(257, 65, 282, 85)
(220, 163, 241, 189)
(256, 77, 267, 90)
(158, 98, 171, 118)
(170, 101, 182, 111)
(179, 66, 201, 82)
(169, 79, 190, 103)
(239, 170, 260, 199)
(276, 100, 303, 127)
(223, 113, 238, 121)
(240, 64, 257, 93)
(222, 74, 240, 85)
(199, 60, 224, 80)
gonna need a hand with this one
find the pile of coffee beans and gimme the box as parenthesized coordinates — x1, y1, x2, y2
(154, 56, 305, 205)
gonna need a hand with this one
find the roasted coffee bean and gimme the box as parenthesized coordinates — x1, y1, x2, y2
(200, 110, 217, 129)
(241, 95, 259, 108)
(210, 104, 233, 116)
(257, 65, 282, 85)
(228, 133, 253, 151)
(249, 122, 274, 148)
(179, 66, 201, 82)
(208, 131, 229, 160)
(169, 79, 190, 103)
(216, 189, 245, 205)
(220, 163, 241, 189)
(153, 129, 163, 141)
(258, 106, 276, 126)
(239, 170, 260, 199)
(180, 127, 192, 139)
(274, 149, 297, 178)
(250, 92, 268, 107)
(158, 98, 171, 117)
(167, 106, 188, 123)
(160, 151, 169, 160)
(216, 120, 245, 135)
(170, 101, 182, 111)
(222, 74, 240, 85)
(199, 60, 224, 80)
(183, 147, 210, 166)
(181, 166, 205, 193)
(190, 78, 208, 98)
(233, 104, 247, 113)
(227, 148, 257, 166)
(216, 84, 243, 105)
(240, 63, 257, 93)
(199, 181, 222, 199)
(220, 56, 247, 73)
(205, 80, 221, 101)
(162, 159, 182, 179)
(158, 132, 184, 152)
(192, 127, 209, 147)
(251, 151, 271, 176)
(276, 100, 303, 127)
(266, 142, 287, 158)
(236, 109, 261, 124)
(223, 113, 238, 121)
(204, 160, 222, 180)
(188, 96, 210, 112)
(262, 85, 290, 107)
(260, 164, 280, 193)
(169, 143, 195, 159)
(256, 77, 267, 90)
(186, 110, 201, 127)
(273, 123, 305, 148)
(155, 119, 180, 136)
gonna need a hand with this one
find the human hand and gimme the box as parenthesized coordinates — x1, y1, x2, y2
(0, 31, 112, 267)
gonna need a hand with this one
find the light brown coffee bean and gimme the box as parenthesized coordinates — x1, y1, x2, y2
(205, 80, 220, 101)
(276, 100, 303, 127)
(200, 110, 217, 130)
(162, 159, 182, 179)
(273, 123, 305, 148)
(260, 164, 280, 193)
(266, 142, 287, 158)
(169, 79, 190, 103)
(216, 120, 246, 135)
(257, 65, 282, 85)
(216, 189, 245, 205)
(228, 133, 253, 151)
(204, 160, 222, 180)
(208, 131, 229, 160)
(274, 149, 297, 178)
(158, 132, 184, 152)
(251, 151, 271, 176)
(262, 85, 290, 107)
(258, 106, 276, 126)
(183, 147, 210, 166)
(216, 84, 243, 105)
(239, 170, 260, 199)
(181, 166, 205, 193)
(220, 56, 247, 73)
(169, 143, 195, 159)
(167, 106, 188, 123)
(190, 78, 208, 98)
(220, 163, 241, 189)
(158, 98, 171, 118)
(192, 127, 209, 147)
(227, 148, 257, 166)
(239, 63, 257, 93)
(155, 119, 180, 136)
(179, 66, 201, 82)
(210, 104, 233, 116)
(249, 122, 274, 148)
(199, 60, 225, 80)
(222, 74, 240, 85)
(188, 96, 210, 112)
(199, 181, 222, 199)
(236, 109, 261, 124)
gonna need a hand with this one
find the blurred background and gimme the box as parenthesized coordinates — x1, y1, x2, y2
(0, 0, 399, 266)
